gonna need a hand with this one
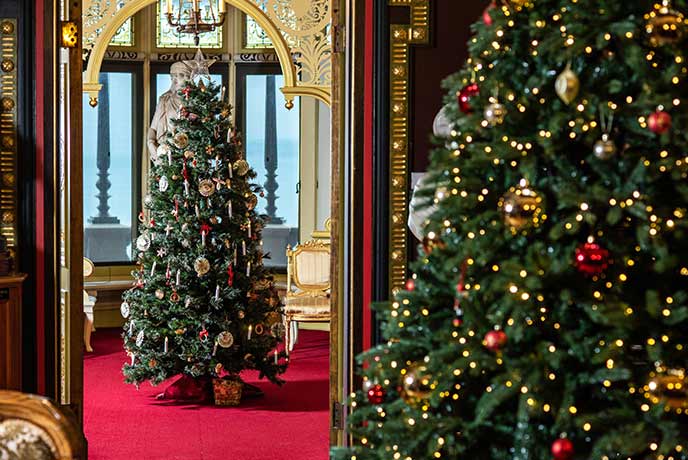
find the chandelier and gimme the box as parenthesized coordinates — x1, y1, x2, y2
(165, 0, 227, 46)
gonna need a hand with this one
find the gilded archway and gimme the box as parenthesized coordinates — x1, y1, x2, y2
(82, 0, 331, 106)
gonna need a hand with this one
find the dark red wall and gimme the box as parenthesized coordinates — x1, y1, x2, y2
(410, 1, 490, 172)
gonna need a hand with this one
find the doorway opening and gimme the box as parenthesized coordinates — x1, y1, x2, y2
(67, 1, 340, 458)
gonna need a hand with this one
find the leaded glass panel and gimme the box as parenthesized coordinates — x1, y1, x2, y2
(157, 0, 223, 49)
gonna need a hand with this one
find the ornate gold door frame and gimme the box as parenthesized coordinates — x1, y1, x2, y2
(82, 0, 332, 106)
(388, 0, 429, 296)
(0, 20, 19, 258)
(74, 0, 349, 445)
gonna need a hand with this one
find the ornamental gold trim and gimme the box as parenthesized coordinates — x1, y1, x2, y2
(0, 19, 18, 255)
(82, 0, 331, 107)
(388, 0, 429, 296)
(61, 21, 79, 48)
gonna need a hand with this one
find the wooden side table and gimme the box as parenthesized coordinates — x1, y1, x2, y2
(0, 274, 27, 390)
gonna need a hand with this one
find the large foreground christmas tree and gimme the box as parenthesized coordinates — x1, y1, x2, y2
(122, 79, 287, 397)
(338, 0, 688, 458)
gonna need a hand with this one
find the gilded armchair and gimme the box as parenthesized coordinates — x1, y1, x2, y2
(0, 390, 82, 459)
(284, 239, 331, 353)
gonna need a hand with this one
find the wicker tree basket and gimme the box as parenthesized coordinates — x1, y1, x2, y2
(212, 377, 243, 406)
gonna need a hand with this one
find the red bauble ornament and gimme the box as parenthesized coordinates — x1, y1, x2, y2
(551, 438, 574, 460)
(457, 83, 480, 114)
(484, 330, 507, 352)
(483, 2, 495, 26)
(367, 384, 386, 405)
(648, 110, 672, 134)
(575, 242, 610, 276)
(405, 279, 415, 291)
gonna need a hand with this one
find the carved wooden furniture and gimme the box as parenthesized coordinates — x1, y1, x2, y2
(0, 274, 27, 390)
(284, 239, 331, 353)
(0, 390, 83, 459)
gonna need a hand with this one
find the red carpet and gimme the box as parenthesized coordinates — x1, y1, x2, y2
(84, 328, 329, 460)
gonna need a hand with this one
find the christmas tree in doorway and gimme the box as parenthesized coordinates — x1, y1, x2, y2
(122, 71, 287, 405)
(338, 0, 688, 458)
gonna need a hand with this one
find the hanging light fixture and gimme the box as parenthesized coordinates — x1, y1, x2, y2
(165, 0, 226, 46)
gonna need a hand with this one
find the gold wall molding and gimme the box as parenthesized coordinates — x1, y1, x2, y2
(388, 0, 429, 296)
(82, 0, 331, 106)
(0, 19, 18, 254)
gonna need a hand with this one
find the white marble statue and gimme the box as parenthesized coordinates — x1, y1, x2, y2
(407, 104, 453, 241)
(147, 61, 192, 160)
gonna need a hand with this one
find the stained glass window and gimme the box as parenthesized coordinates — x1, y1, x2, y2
(245, 15, 273, 49)
(109, 18, 134, 47)
(157, 0, 223, 49)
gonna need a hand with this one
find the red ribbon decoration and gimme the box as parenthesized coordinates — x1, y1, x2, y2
(227, 264, 234, 287)
(200, 223, 212, 236)
(181, 87, 191, 99)
(182, 161, 189, 182)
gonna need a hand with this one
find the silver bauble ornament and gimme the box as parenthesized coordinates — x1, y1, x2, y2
(136, 234, 151, 252)
(270, 322, 286, 339)
(136, 330, 145, 347)
(143, 194, 154, 208)
(159, 175, 169, 192)
(120, 301, 130, 318)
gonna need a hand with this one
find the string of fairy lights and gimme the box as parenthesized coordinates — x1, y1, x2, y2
(350, 1, 688, 459)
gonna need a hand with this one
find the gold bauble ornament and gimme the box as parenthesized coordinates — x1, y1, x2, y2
(266, 311, 282, 326)
(646, 367, 688, 412)
(217, 331, 234, 348)
(199, 179, 215, 197)
(246, 193, 258, 210)
(173, 132, 189, 149)
(502, 0, 530, 9)
(555, 64, 580, 105)
(401, 364, 434, 404)
(593, 133, 617, 160)
(234, 159, 250, 176)
(484, 102, 506, 126)
(193, 257, 211, 276)
(499, 181, 544, 232)
(645, 3, 686, 47)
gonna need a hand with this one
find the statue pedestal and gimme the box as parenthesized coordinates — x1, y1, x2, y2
(262, 224, 298, 268)
(84, 224, 132, 263)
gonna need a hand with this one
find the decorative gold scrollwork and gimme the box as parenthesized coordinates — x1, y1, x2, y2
(388, 0, 430, 297)
(0, 19, 18, 251)
(61, 21, 79, 48)
(82, 0, 331, 105)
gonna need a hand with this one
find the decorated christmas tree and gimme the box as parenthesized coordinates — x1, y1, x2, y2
(122, 78, 287, 404)
(338, 0, 688, 458)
